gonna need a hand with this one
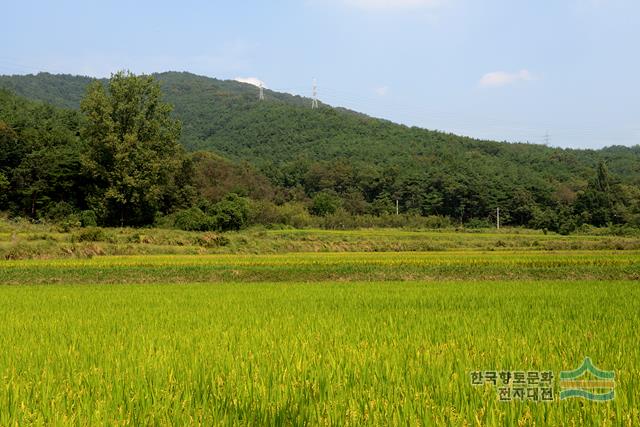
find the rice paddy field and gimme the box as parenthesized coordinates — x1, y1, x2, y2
(1, 225, 639, 425)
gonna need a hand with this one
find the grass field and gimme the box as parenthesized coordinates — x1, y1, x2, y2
(1, 226, 639, 425)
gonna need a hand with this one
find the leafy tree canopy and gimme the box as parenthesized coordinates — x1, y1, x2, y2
(80, 71, 185, 226)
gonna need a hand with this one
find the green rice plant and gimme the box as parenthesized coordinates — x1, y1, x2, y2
(0, 281, 637, 425)
(1, 250, 638, 284)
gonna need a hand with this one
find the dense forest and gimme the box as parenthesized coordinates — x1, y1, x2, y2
(0, 71, 639, 232)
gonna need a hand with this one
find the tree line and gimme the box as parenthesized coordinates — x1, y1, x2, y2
(0, 71, 639, 233)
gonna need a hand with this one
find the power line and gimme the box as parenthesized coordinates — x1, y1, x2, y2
(231, 82, 636, 142)
(0, 57, 71, 77)
(1, 61, 636, 146)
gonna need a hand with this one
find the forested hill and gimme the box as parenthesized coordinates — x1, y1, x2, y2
(1, 72, 638, 175)
(1, 71, 639, 230)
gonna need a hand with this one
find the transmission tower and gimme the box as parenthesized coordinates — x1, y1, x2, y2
(312, 79, 319, 109)
(259, 83, 265, 101)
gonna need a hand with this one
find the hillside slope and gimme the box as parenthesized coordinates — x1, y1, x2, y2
(1, 72, 637, 168)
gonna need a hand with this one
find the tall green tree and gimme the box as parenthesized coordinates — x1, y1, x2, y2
(575, 161, 621, 226)
(81, 71, 183, 226)
(0, 171, 8, 208)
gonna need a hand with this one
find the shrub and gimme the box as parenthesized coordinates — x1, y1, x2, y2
(79, 210, 98, 227)
(369, 193, 395, 216)
(310, 192, 340, 217)
(153, 213, 175, 229)
(465, 218, 493, 229)
(43, 201, 77, 222)
(558, 218, 578, 236)
(323, 208, 355, 229)
(128, 233, 156, 244)
(421, 215, 454, 229)
(275, 203, 316, 228)
(195, 232, 230, 248)
(174, 207, 215, 232)
(212, 195, 250, 231)
(0, 172, 8, 206)
(74, 227, 111, 242)
(530, 208, 559, 232)
(606, 224, 640, 237)
(57, 215, 81, 233)
(2, 242, 35, 260)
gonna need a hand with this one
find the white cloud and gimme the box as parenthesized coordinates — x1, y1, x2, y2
(339, 0, 444, 10)
(234, 77, 266, 88)
(479, 70, 535, 88)
(374, 86, 390, 96)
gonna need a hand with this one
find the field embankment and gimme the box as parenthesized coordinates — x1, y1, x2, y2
(1, 221, 639, 260)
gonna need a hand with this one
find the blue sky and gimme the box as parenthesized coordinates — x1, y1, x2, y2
(3, 0, 639, 149)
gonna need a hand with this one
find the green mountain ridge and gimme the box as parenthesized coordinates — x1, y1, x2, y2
(1, 71, 638, 159)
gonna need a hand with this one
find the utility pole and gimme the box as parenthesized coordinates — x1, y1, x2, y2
(311, 79, 319, 109)
(396, 199, 399, 216)
(497, 207, 500, 230)
(259, 83, 265, 101)
(544, 131, 550, 146)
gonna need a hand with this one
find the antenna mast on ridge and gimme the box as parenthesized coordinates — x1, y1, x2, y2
(312, 79, 319, 109)
(259, 83, 265, 101)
